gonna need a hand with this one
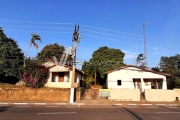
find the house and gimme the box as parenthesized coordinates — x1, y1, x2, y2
(43, 61, 85, 88)
(105, 65, 171, 92)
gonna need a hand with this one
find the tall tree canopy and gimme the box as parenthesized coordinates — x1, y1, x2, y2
(36, 43, 72, 64)
(159, 54, 180, 72)
(0, 27, 24, 83)
(136, 53, 146, 68)
(159, 54, 180, 89)
(82, 46, 125, 85)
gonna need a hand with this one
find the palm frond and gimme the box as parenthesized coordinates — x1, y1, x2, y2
(30, 33, 42, 50)
(34, 43, 38, 50)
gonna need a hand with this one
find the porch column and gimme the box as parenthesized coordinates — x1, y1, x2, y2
(155, 80, 158, 89)
(162, 78, 167, 89)
(70, 88, 75, 103)
(49, 72, 52, 82)
(140, 78, 145, 92)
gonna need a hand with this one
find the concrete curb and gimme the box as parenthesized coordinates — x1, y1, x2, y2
(0, 102, 180, 106)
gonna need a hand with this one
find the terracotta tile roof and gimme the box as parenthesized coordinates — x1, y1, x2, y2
(104, 65, 171, 76)
(43, 61, 84, 75)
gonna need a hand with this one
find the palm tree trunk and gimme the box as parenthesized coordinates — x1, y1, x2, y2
(24, 42, 32, 67)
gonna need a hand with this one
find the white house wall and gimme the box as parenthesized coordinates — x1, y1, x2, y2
(107, 67, 167, 90)
(49, 65, 69, 72)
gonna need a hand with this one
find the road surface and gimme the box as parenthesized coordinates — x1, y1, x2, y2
(0, 104, 180, 120)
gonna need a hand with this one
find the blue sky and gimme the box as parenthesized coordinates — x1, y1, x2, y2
(0, 0, 180, 69)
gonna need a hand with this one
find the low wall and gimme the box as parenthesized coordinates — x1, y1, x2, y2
(0, 88, 70, 101)
(80, 89, 99, 100)
(109, 88, 140, 101)
(174, 89, 180, 100)
(144, 89, 175, 102)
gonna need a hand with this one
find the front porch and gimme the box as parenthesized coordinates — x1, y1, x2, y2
(133, 78, 167, 92)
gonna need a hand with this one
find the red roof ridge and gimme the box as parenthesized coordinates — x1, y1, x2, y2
(105, 65, 171, 76)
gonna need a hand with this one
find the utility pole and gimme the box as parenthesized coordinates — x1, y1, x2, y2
(70, 24, 81, 103)
(138, 22, 150, 68)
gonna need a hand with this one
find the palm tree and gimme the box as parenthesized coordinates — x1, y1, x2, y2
(26, 33, 42, 57)
(24, 33, 42, 67)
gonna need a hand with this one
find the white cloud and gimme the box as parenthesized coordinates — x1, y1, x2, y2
(123, 50, 138, 59)
(153, 47, 159, 50)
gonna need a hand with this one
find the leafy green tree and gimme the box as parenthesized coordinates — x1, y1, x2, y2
(159, 54, 180, 89)
(82, 46, 125, 85)
(151, 66, 160, 72)
(0, 27, 24, 84)
(136, 53, 146, 68)
(36, 43, 72, 64)
(159, 54, 180, 72)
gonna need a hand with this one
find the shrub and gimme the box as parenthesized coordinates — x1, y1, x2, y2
(22, 59, 49, 88)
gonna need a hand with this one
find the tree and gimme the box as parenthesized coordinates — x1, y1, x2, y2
(151, 66, 160, 72)
(0, 27, 24, 84)
(26, 33, 42, 57)
(158, 54, 180, 89)
(136, 53, 146, 68)
(36, 43, 72, 64)
(82, 46, 125, 85)
(159, 54, 180, 72)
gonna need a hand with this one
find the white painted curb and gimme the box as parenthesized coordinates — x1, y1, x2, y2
(128, 104, 136, 105)
(169, 104, 177, 106)
(113, 104, 122, 106)
(142, 104, 152, 106)
(34, 103, 47, 105)
(156, 104, 165, 106)
(0, 103, 8, 105)
(14, 103, 28, 105)
(54, 103, 66, 105)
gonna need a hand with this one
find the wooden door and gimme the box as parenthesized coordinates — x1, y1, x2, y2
(58, 72, 64, 82)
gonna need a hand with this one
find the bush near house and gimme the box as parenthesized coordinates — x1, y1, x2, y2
(23, 59, 49, 88)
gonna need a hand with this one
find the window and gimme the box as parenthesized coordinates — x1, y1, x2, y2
(117, 80, 122, 85)
(144, 80, 149, 86)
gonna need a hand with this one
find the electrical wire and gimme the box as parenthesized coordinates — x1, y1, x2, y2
(0, 19, 168, 40)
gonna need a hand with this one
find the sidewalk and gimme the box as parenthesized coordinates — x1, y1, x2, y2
(0, 99, 180, 106)
(74, 99, 180, 106)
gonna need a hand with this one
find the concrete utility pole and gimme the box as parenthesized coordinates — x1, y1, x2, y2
(70, 24, 81, 103)
(138, 22, 150, 68)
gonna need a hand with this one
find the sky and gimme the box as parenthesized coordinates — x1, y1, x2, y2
(0, 0, 180, 69)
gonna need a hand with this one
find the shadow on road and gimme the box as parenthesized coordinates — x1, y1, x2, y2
(122, 107, 142, 120)
(112, 105, 142, 120)
(0, 106, 12, 113)
(161, 106, 180, 112)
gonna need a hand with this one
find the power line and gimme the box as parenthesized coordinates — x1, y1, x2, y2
(81, 29, 142, 40)
(1, 24, 73, 30)
(81, 24, 143, 36)
(1, 24, 142, 40)
(0, 20, 74, 25)
(3, 29, 72, 34)
(0, 19, 168, 40)
(1, 24, 143, 41)
(81, 33, 141, 45)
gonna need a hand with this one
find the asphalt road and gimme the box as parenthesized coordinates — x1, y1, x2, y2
(0, 105, 180, 120)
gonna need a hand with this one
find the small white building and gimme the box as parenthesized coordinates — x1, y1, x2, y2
(105, 65, 170, 92)
(43, 61, 84, 88)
